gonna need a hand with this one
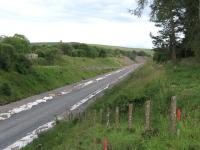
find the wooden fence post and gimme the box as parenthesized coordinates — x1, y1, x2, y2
(70, 112, 74, 121)
(66, 110, 70, 121)
(84, 111, 87, 121)
(78, 111, 82, 122)
(145, 100, 151, 131)
(115, 106, 120, 129)
(170, 96, 177, 134)
(55, 114, 58, 123)
(106, 108, 110, 128)
(100, 109, 103, 124)
(93, 109, 97, 125)
(128, 104, 133, 131)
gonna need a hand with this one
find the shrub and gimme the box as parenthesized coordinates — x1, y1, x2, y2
(45, 49, 61, 64)
(99, 49, 107, 57)
(137, 51, 146, 56)
(15, 55, 32, 74)
(70, 49, 85, 57)
(0, 43, 15, 71)
(60, 43, 74, 56)
(0, 83, 12, 96)
(129, 50, 137, 60)
(153, 48, 170, 62)
(2, 34, 30, 53)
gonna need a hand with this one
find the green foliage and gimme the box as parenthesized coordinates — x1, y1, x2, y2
(60, 43, 74, 56)
(0, 83, 12, 96)
(0, 56, 125, 105)
(129, 50, 137, 60)
(32, 42, 150, 60)
(191, 25, 200, 59)
(23, 60, 200, 150)
(153, 48, 170, 62)
(120, 50, 146, 60)
(0, 34, 33, 73)
(70, 43, 100, 58)
(15, 55, 32, 74)
(45, 49, 61, 64)
(137, 50, 146, 56)
(0, 43, 15, 71)
(71, 49, 86, 57)
(1, 34, 30, 53)
(99, 49, 107, 57)
(135, 0, 200, 60)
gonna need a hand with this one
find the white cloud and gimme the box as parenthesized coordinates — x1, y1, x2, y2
(0, 0, 156, 48)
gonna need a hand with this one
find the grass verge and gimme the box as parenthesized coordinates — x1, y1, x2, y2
(23, 59, 200, 150)
(0, 56, 127, 105)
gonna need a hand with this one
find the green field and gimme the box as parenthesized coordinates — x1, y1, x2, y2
(0, 56, 128, 105)
(23, 58, 200, 150)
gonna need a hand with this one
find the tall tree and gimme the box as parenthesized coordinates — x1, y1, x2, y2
(178, 0, 200, 58)
(2, 34, 30, 53)
(151, 0, 185, 60)
(134, 0, 186, 61)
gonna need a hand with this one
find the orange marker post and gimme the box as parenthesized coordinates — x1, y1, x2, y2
(177, 108, 181, 121)
(104, 138, 108, 150)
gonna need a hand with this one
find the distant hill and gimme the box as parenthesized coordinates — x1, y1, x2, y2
(89, 44, 153, 56)
(89, 44, 150, 51)
(32, 42, 151, 52)
(31, 42, 153, 56)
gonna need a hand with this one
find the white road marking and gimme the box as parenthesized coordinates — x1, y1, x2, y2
(0, 96, 53, 121)
(2, 65, 138, 149)
(0, 90, 71, 121)
(74, 80, 94, 89)
(96, 76, 106, 81)
(4, 121, 56, 150)
(82, 80, 94, 87)
(70, 84, 110, 111)
(0, 66, 134, 121)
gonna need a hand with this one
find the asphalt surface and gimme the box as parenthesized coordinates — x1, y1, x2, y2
(0, 64, 140, 149)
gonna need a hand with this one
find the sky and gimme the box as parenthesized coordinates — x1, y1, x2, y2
(0, 0, 157, 48)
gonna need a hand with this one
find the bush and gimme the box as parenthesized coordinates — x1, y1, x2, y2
(2, 34, 30, 53)
(129, 50, 137, 60)
(153, 48, 170, 62)
(73, 49, 87, 57)
(99, 49, 107, 57)
(45, 49, 61, 64)
(71, 43, 99, 58)
(137, 51, 146, 56)
(0, 43, 15, 71)
(0, 83, 12, 96)
(15, 55, 32, 74)
(60, 43, 74, 56)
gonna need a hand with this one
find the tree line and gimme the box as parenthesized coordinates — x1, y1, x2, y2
(32, 42, 148, 61)
(133, 0, 200, 62)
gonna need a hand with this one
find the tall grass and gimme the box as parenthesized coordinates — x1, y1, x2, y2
(23, 59, 200, 150)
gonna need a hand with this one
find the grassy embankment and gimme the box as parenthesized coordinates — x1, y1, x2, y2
(23, 58, 200, 150)
(0, 56, 127, 105)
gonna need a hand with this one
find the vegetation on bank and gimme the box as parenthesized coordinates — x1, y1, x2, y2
(32, 42, 150, 60)
(0, 55, 128, 105)
(23, 59, 200, 150)
(1, 34, 147, 105)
